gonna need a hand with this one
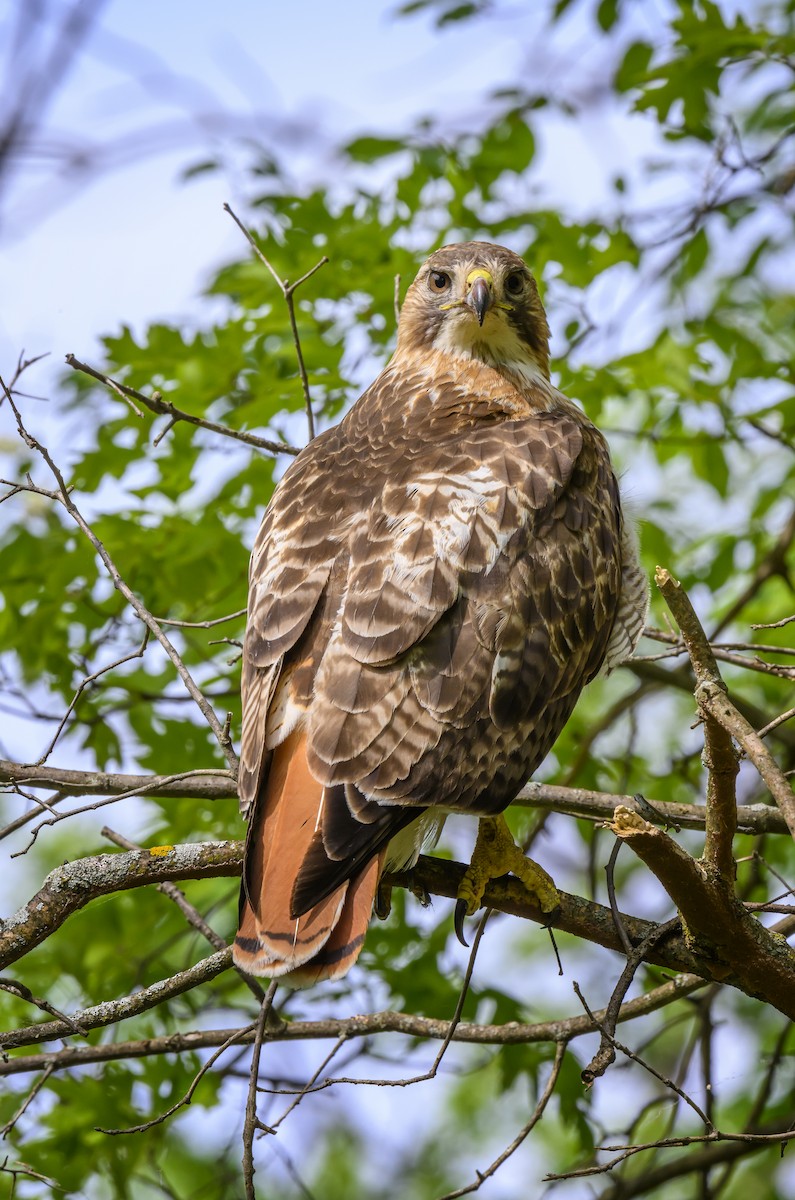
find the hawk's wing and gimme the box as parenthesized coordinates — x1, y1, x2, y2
(235, 369, 624, 982)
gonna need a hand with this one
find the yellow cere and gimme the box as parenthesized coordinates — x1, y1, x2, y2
(149, 845, 174, 857)
(466, 268, 494, 286)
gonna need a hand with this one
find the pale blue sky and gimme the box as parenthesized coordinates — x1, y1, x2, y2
(0, 0, 663, 379)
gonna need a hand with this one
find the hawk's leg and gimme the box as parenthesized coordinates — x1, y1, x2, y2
(454, 814, 559, 945)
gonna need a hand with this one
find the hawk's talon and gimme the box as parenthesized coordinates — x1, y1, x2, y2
(541, 903, 562, 929)
(454, 814, 560, 943)
(454, 898, 470, 947)
(374, 882, 392, 921)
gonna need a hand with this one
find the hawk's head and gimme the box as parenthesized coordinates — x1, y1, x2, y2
(396, 241, 550, 383)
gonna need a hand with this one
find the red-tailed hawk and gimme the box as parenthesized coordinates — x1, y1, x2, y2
(234, 241, 647, 986)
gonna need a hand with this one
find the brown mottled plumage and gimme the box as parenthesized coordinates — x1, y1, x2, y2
(234, 241, 648, 984)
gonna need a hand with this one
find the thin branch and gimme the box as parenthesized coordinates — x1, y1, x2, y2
(0, 978, 86, 1038)
(100, 826, 266, 1003)
(574, 981, 713, 1129)
(153, 608, 246, 629)
(0, 386, 239, 770)
(0, 766, 234, 845)
(0, 1065, 55, 1139)
(65, 355, 299, 457)
(243, 985, 278, 1199)
(1, 950, 233, 1051)
(8, 769, 236, 854)
(710, 506, 795, 639)
(98, 1023, 256, 1137)
(753, 613, 795, 630)
(34, 629, 150, 766)
(224, 202, 328, 442)
(437, 1040, 567, 1200)
(581, 917, 681, 1085)
(1, 973, 703, 1077)
(2, 759, 789, 835)
(302, 913, 494, 1093)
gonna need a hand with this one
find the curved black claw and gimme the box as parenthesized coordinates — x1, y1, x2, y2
(454, 898, 470, 947)
(374, 882, 392, 921)
(541, 903, 562, 930)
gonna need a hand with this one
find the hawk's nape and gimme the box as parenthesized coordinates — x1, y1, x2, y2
(234, 240, 648, 985)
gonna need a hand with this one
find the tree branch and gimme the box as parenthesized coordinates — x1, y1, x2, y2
(0, 841, 241, 969)
(223, 202, 328, 442)
(655, 567, 739, 882)
(610, 806, 795, 1020)
(65, 354, 300, 457)
(1, 974, 704, 1077)
(1, 950, 232, 1051)
(0, 384, 239, 770)
(1, 759, 789, 835)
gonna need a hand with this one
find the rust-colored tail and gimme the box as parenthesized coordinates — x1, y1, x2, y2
(233, 728, 380, 985)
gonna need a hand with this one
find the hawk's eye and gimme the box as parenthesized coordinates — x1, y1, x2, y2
(504, 271, 525, 296)
(429, 270, 451, 293)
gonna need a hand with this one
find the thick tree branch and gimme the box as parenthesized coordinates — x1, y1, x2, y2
(0, 841, 760, 994)
(0, 842, 241, 968)
(610, 806, 795, 1020)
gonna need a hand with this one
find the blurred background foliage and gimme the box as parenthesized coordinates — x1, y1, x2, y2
(0, 0, 794, 1196)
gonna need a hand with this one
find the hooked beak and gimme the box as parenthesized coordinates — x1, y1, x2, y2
(466, 268, 494, 326)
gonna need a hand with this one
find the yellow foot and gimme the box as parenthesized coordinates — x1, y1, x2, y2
(455, 814, 560, 945)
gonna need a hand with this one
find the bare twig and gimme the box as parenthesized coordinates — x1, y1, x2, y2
(224, 202, 328, 442)
(243, 984, 278, 1199)
(8, 769, 236, 854)
(753, 613, 795, 630)
(580, 917, 681, 1085)
(65, 355, 299, 457)
(574, 981, 713, 1128)
(153, 608, 246, 629)
(100, 825, 266, 1002)
(438, 1040, 567, 1199)
(605, 839, 633, 956)
(0, 974, 705, 1074)
(0, 978, 86, 1038)
(0, 388, 238, 769)
(98, 1023, 256, 1136)
(710, 506, 795, 639)
(35, 630, 151, 766)
(0, 1065, 55, 1138)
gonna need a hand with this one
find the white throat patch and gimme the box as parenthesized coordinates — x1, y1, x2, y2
(431, 309, 548, 388)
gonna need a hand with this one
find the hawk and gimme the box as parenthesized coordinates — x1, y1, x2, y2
(234, 241, 647, 986)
